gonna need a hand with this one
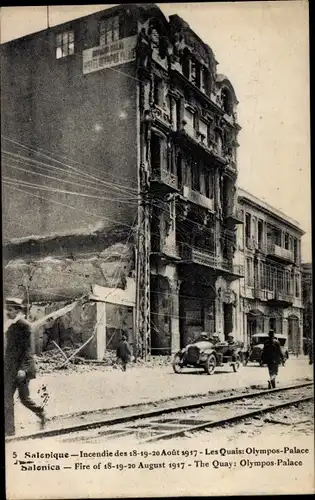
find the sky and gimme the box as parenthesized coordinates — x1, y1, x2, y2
(0, 2, 311, 261)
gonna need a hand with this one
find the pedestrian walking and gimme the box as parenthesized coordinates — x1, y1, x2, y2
(261, 329, 284, 389)
(4, 298, 46, 436)
(116, 334, 132, 371)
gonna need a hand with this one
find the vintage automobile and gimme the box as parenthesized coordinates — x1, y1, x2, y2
(172, 334, 242, 375)
(244, 333, 289, 366)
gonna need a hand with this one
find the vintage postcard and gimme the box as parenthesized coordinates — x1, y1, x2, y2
(1, 2, 313, 498)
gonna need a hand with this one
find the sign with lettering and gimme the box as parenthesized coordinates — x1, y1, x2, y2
(83, 36, 137, 75)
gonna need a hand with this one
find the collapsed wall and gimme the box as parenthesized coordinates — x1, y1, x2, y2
(4, 228, 136, 358)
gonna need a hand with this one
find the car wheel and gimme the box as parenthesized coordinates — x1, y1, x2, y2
(232, 356, 241, 372)
(205, 354, 216, 375)
(172, 354, 183, 374)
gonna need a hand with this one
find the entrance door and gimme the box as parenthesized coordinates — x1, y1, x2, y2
(223, 303, 233, 340)
(288, 315, 300, 354)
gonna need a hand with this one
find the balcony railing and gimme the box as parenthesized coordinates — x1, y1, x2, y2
(225, 206, 243, 224)
(151, 167, 178, 190)
(182, 186, 214, 211)
(179, 243, 217, 268)
(221, 259, 244, 276)
(266, 242, 294, 262)
(266, 289, 294, 305)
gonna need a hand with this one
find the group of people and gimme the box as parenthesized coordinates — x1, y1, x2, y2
(3, 296, 311, 437)
(4, 297, 133, 437)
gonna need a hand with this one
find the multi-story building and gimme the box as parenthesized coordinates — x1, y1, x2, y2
(231, 188, 304, 353)
(301, 263, 312, 346)
(1, 4, 242, 358)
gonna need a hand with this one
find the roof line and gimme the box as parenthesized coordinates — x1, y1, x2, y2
(238, 187, 304, 233)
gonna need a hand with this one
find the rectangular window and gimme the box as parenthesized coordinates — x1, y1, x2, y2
(151, 134, 162, 173)
(295, 274, 300, 297)
(245, 213, 251, 240)
(191, 59, 201, 88)
(56, 30, 74, 59)
(191, 160, 200, 192)
(184, 106, 195, 137)
(258, 220, 264, 249)
(199, 119, 208, 142)
(275, 229, 282, 246)
(284, 233, 289, 250)
(204, 168, 213, 199)
(246, 258, 253, 286)
(153, 75, 163, 107)
(293, 238, 298, 262)
(100, 16, 120, 46)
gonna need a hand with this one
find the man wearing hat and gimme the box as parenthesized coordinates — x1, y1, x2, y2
(4, 298, 46, 436)
(116, 333, 132, 371)
(261, 329, 284, 389)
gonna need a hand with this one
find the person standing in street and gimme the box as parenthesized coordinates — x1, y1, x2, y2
(116, 334, 132, 371)
(261, 329, 284, 389)
(4, 298, 46, 436)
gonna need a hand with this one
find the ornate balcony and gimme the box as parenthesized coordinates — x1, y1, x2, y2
(267, 289, 294, 307)
(225, 206, 243, 225)
(179, 243, 217, 268)
(151, 239, 180, 261)
(151, 166, 178, 192)
(266, 242, 294, 263)
(182, 186, 215, 211)
(179, 244, 243, 280)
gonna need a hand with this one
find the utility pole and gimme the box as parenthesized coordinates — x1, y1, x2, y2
(46, 6, 50, 29)
(135, 78, 152, 361)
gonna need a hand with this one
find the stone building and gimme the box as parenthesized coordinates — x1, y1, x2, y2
(301, 263, 312, 347)
(231, 188, 304, 353)
(2, 4, 242, 358)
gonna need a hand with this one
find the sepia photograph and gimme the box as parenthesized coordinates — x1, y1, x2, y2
(1, 2, 313, 498)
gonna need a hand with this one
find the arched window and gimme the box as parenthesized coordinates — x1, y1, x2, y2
(221, 88, 233, 115)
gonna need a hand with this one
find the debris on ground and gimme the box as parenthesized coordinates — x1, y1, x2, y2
(36, 349, 172, 374)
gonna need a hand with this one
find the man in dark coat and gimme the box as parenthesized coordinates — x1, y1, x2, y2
(4, 298, 46, 436)
(116, 334, 132, 372)
(261, 329, 284, 389)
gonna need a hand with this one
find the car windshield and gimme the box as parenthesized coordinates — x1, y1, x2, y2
(252, 336, 268, 345)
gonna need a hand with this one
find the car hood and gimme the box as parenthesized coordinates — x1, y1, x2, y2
(184, 341, 214, 350)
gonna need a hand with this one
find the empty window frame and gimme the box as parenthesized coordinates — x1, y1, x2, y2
(191, 160, 200, 192)
(100, 16, 120, 46)
(199, 119, 208, 142)
(204, 168, 213, 199)
(245, 213, 251, 240)
(153, 75, 163, 107)
(257, 220, 264, 249)
(275, 229, 282, 246)
(246, 258, 253, 286)
(184, 106, 196, 137)
(150, 134, 162, 173)
(56, 31, 74, 59)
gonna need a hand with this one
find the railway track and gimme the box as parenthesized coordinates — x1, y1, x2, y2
(11, 381, 313, 444)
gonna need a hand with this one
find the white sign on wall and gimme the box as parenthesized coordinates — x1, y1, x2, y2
(83, 36, 137, 75)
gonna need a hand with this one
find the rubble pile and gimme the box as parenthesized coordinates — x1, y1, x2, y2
(36, 349, 172, 374)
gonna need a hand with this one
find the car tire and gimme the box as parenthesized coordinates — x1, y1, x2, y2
(172, 354, 183, 374)
(205, 354, 216, 375)
(232, 356, 241, 372)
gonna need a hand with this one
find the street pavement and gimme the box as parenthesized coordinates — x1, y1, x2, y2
(13, 356, 313, 436)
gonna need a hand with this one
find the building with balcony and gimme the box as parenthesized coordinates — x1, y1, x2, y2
(231, 188, 304, 353)
(301, 263, 312, 345)
(2, 4, 242, 358)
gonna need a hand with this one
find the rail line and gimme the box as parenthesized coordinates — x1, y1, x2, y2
(8, 381, 313, 443)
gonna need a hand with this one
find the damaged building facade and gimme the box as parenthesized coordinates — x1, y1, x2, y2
(2, 3, 242, 358)
(231, 189, 304, 354)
